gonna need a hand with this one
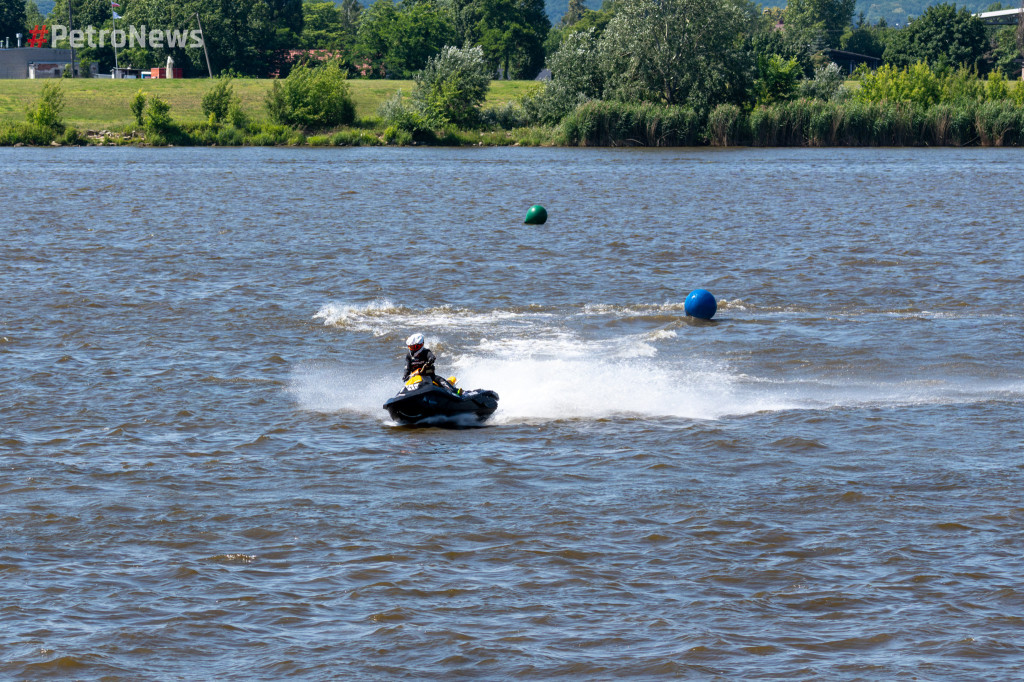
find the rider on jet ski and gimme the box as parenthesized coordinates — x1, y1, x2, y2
(403, 333, 458, 392)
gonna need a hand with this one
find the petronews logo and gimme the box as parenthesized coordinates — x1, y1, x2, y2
(49, 24, 204, 49)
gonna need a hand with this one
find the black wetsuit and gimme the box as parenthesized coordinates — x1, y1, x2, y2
(403, 347, 436, 381)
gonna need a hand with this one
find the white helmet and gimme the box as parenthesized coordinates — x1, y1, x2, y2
(406, 333, 425, 348)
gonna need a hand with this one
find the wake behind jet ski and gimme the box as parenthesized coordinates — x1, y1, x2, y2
(383, 332, 498, 426)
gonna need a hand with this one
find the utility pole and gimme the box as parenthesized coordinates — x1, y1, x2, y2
(195, 13, 213, 77)
(67, 0, 76, 77)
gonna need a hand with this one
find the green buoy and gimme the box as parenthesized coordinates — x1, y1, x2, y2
(524, 205, 547, 225)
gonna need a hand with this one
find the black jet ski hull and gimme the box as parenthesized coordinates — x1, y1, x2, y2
(384, 381, 499, 426)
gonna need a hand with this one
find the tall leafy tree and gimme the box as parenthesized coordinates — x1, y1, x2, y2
(24, 0, 44, 32)
(474, 0, 549, 78)
(544, 1, 617, 59)
(598, 0, 757, 110)
(45, 0, 120, 71)
(355, 0, 457, 78)
(991, 24, 1021, 79)
(1, 0, 27, 43)
(840, 24, 888, 59)
(124, 0, 275, 76)
(560, 0, 585, 25)
(882, 3, 988, 71)
(783, 0, 855, 50)
(267, 0, 303, 35)
(301, 0, 358, 51)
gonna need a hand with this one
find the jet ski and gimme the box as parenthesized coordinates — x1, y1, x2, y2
(383, 373, 499, 426)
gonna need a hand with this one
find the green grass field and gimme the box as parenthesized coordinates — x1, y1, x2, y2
(0, 78, 540, 128)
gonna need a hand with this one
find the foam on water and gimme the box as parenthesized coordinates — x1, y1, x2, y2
(291, 352, 1024, 424)
(313, 299, 555, 337)
(299, 300, 1024, 423)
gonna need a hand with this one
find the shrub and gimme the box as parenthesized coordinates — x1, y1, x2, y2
(754, 54, 801, 106)
(146, 96, 173, 132)
(216, 126, 246, 146)
(707, 103, 744, 146)
(266, 61, 356, 130)
(520, 84, 590, 126)
(983, 71, 1010, 101)
(0, 121, 58, 146)
(560, 100, 703, 146)
(377, 90, 428, 133)
(228, 103, 250, 129)
(130, 89, 146, 126)
(857, 62, 941, 107)
(749, 105, 781, 146)
(144, 96, 177, 144)
(976, 100, 1021, 146)
(201, 77, 238, 123)
(60, 127, 85, 145)
(799, 63, 847, 102)
(27, 81, 66, 130)
(940, 67, 983, 104)
(329, 129, 380, 146)
(412, 45, 490, 128)
(480, 100, 532, 130)
(521, 28, 604, 126)
(381, 125, 414, 145)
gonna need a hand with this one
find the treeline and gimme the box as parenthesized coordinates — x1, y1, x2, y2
(5, 0, 549, 79)
(5, 0, 1021, 87)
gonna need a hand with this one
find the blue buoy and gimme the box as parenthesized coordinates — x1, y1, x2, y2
(685, 289, 717, 320)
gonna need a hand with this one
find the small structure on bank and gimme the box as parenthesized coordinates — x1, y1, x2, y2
(0, 48, 96, 78)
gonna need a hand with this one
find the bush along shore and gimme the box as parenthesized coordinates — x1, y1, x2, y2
(7, 60, 1024, 148)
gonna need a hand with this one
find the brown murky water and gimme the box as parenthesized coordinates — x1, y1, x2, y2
(2, 146, 1023, 678)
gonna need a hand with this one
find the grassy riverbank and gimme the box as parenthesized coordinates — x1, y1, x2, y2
(0, 78, 539, 128)
(5, 77, 1024, 147)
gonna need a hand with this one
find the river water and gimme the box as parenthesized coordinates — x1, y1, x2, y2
(2, 146, 1023, 679)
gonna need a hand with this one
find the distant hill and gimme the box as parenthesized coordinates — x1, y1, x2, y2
(541, 0, 997, 30)
(35, 0, 55, 17)
(544, 0, 604, 25)
(543, 0, 1001, 28)
(853, 0, 995, 25)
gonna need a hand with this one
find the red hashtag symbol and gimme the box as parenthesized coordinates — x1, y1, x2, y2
(27, 25, 49, 48)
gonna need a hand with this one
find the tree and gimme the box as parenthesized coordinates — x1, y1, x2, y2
(301, 1, 358, 51)
(783, 0, 856, 50)
(525, 26, 603, 124)
(753, 54, 801, 105)
(1, 0, 27, 42)
(266, 0, 303, 37)
(746, 8, 815, 77)
(598, 0, 757, 110)
(24, 0, 44, 33)
(125, 0, 276, 76)
(355, 0, 457, 78)
(882, 3, 988, 72)
(840, 24, 888, 59)
(474, 0, 549, 78)
(561, 0, 585, 25)
(45, 0, 121, 72)
(991, 25, 1021, 79)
